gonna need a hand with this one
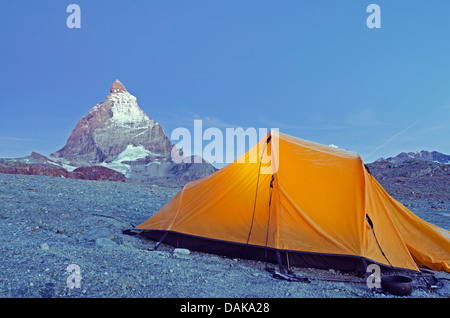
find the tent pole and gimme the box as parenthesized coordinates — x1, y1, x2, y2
(275, 250, 285, 273)
(264, 174, 275, 267)
(286, 252, 291, 273)
(153, 231, 169, 250)
(361, 258, 368, 272)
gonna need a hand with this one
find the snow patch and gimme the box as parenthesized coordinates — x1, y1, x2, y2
(116, 145, 156, 162)
(49, 157, 78, 172)
(101, 145, 156, 177)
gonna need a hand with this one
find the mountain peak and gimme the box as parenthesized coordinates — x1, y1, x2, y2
(110, 79, 127, 94)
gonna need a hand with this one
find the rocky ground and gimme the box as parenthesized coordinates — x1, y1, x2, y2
(0, 173, 448, 302)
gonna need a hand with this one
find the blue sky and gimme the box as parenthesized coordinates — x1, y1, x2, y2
(1, 1, 449, 164)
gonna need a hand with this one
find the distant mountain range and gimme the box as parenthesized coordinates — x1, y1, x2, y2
(0, 80, 216, 182)
(368, 150, 450, 179)
(367, 150, 450, 200)
(375, 150, 450, 165)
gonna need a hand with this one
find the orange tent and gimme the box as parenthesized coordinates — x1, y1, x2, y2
(135, 131, 450, 272)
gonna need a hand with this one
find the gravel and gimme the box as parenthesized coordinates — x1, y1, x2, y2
(0, 173, 448, 299)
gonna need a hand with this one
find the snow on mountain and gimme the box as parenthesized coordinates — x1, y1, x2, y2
(117, 145, 158, 162)
(107, 88, 156, 129)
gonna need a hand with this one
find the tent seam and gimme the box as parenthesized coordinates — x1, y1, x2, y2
(167, 186, 185, 231)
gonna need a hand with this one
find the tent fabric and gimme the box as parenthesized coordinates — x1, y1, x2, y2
(136, 131, 450, 272)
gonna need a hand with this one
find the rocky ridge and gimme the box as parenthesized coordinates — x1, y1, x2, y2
(0, 152, 126, 182)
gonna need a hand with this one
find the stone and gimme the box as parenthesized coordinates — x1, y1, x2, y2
(173, 248, 190, 255)
(40, 243, 50, 251)
(173, 248, 191, 259)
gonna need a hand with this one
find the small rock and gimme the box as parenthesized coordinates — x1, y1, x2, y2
(173, 248, 190, 259)
(40, 243, 50, 251)
(173, 248, 190, 255)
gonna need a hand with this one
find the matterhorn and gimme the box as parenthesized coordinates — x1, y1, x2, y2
(50, 79, 216, 181)
(51, 80, 173, 163)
